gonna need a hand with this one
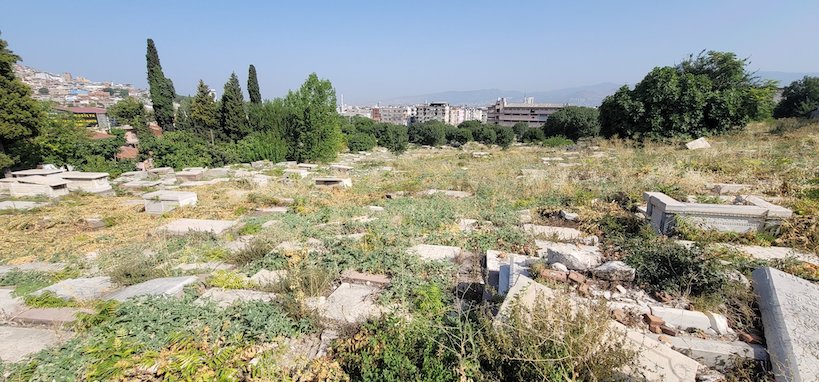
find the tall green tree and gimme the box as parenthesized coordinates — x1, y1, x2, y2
(774, 76, 819, 118)
(283, 73, 343, 162)
(107, 97, 147, 128)
(218, 73, 247, 141)
(189, 80, 219, 139)
(146, 38, 176, 131)
(247, 64, 262, 104)
(0, 34, 44, 171)
(544, 106, 601, 140)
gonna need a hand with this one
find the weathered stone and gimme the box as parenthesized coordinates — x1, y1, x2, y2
(457, 218, 478, 232)
(148, 167, 174, 175)
(55, 171, 112, 194)
(297, 163, 319, 170)
(559, 210, 579, 221)
(0, 262, 66, 276)
(283, 168, 309, 178)
(83, 217, 106, 230)
(525, 225, 598, 245)
(341, 270, 391, 287)
(11, 168, 65, 177)
(106, 276, 198, 301)
(550, 262, 569, 272)
(539, 269, 569, 283)
(366, 205, 385, 212)
(731, 244, 819, 267)
(203, 168, 230, 179)
(646, 333, 768, 368)
(539, 241, 602, 271)
(34, 277, 115, 301)
(0, 288, 25, 316)
(422, 189, 472, 198)
(157, 219, 237, 236)
(196, 288, 276, 308)
(249, 269, 287, 287)
(650, 306, 713, 332)
(753, 267, 819, 381)
(174, 262, 235, 272)
(0, 201, 47, 211)
(329, 164, 354, 172)
(8, 176, 70, 198)
(686, 137, 711, 150)
(711, 183, 750, 195)
(256, 206, 288, 214)
(122, 180, 161, 189)
(407, 244, 461, 262)
(495, 276, 556, 323)
(175, 169, 204, 182)
(612, 321, 701, 381)
(592, 261, 636, 282)
(0, 327, 72, 363)
(567, 271, 586, 284)
(142, 191, 198, 215)
(13, 307, 93, 326)
(308, 283, 382, 324)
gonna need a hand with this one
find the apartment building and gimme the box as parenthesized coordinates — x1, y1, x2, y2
(486, 97, 565, 127)
(412, 102, 450, 124)
(376, 106, 415, 125)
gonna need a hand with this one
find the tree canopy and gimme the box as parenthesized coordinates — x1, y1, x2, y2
(0, 33, 44, 171)
(146, 39, 176, 131)
(247, 64, 262, 104)
(108, 97, 147, 128)
(218, 73, 247, 141)
(773, 76, 819, 118)
(599, 51, 776, 139)
(190, 80, 219, 138)
(282, 73, 343, 162)
(543, 106, 600, 141)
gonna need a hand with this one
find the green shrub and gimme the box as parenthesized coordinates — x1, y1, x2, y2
(234, 130, 287, 162)
(346, 132, 377, 152)
(0, 270, 54, 296)
(521, 127, 545, 142)
(544, 106, 600, 140)
(408, 121, 447, 146)
(24, 291, 76, 308)
(493, 125, 515, 148)
(208, 269, 254, 289)
(623, 237, 726, 297)
(541, 135, 574, 147)
(472, 125, 496, 144)
(378, 123, 409, 154)
(108, 255, 163, 286)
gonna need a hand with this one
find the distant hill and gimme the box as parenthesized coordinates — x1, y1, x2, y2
(756, 71, 819, 86)
(375, 82, 623, 107)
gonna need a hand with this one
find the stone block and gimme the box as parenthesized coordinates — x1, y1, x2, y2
(106, 276, 198, 301)
(0, 327, 71, 363)
(158, 218, 237, 236)
(711, 183, 750, 195)
(753, 267, 819, 381)
(592, 261, 636, 282)
(8, 176, 69, 198)
(309, 283, 382, 324)
(56, 171, 112, 194)
(122, 180, 161, 189)
(175, 169, 204, 182)
(148, 167, 174, 175)
(314, 177, 352, 188)
(0, 288, 25, 316)
(407, 244, 461, 262)
(646, 333, 768, 368)
(340, 270, 391, 287)
(539, 241, 602, 271)
(174, 262, 235, 272)
(649, 306, 712, 332)
(612, 321, 701, 381)
(524, 224, 598, 245)
(34, 276, 115, 301)
(329, 164, 354, 172)
(250, 269, 287, 287)
(196, 288, 276, 308)
(13, 307, 93, 326)
(495, 276, 555, 323)
(366, 205, 385, 212)
(686, 137, 711, 150)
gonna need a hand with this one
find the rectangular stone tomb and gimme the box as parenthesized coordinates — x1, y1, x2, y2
(122, 180, 162, 189)
(11, 168, 65, 178)
(283, 169, 309, 178)
(56, 171, 112, 193)
(0, 326, 71, 363)
(753, 267, 819, 382)
(196, 288, 276, 308)
(329, 164, 353, 172)
(7, 176, 69, 198)
(175, 169, 204, 182)
(407, 244, 462, 262)
(314, 177, 352, 188)
(0, 201, 46, 211)
(34, 276, 115, 301)
(643, 191, 792, 235)
(142, 190, 198, 214)
(158, 218, 237, 236)
(106, 276, 198, 301)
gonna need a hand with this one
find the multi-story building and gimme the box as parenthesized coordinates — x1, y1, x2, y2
(371, 107, 382, 122)
(486, 97, 565, 127)
(377, 106, 415, 126)
(412, 102, 450, 125)
(463, 107, 486, 123)
(448, 107, 466, 126)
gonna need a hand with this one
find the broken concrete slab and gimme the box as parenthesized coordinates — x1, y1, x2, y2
(0, 262, 66, 276)
(33, 276, 116, 301)
(612, 321, 701, 382)
(495, 275, 556, 323)
(142, 190, 197, 214)
(196, 288, 276, 308)
(524, 224, 598, 245)
(308, 283, 382, 324)
(314, 177, 352, 188)
(157, 218, 237, 236)
(174, 262, 235, 272)
(649, 306, 713, 332)
(538, 241, 602, 271)
(592, 261, 636, 282)
(732, 244, 819, 267)
(13, 307, 94, 326)
(340, 270, 391, 288)
(646, 333, 768, 368)
(0, 288, 25, 316)
(407, 244, 461, 262)
(753, 267, 819, 382)
(686, 137, 711, 150)
(0, 326, 72, 363)
(0, 201, 47, 211)
(106, 276, 198, 301)
(249, 269, 287, 287)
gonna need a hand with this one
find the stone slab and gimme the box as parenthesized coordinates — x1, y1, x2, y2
(13, 307, 94, 326)
(310, 283, 382, 324)
(0, 326, 71, 363)
(0, 262, 66, 277)
(524, 224, 598, 245)
(174, 262, 235, 272)
(314, 177, 352, 188)
(0, 201, 47, 211)
(538, 241, 602, 271)
(645, 333, 768, 368)
(250, 269, 287, 287)
(686, 137, 711, 150)
(158, 219, 237, 236)
(196, 288, 276, 308)
(34, 276, 115, 301)
(340, 270, 391, 287)
(407, 244, 461, 262)
(753, 267, 819, 382)
(649, 306, 713, 332)
(0, 288, 25, 316)
(495, 275, 555, 323)
(106, 276, 198, 301)
(612, 321, 700, 381)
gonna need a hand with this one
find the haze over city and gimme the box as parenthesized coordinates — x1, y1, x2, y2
(2, 0, 818, 104)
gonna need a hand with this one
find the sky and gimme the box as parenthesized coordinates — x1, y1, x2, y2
(2, 1, 818, 104)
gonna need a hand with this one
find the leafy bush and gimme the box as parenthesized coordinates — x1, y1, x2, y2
(453, 127, 473, 144)
(234, 129, 287, 162)
(472, 125, 496, 144)
(494, 125, 515, 148)
(521, 127, 545, 142)
(378, 123, 409, 154)
(773, 76, 819, 118)
(541, 135, 574, 147)
(0, 269, 54, 296)
(623, 237, 726, 297)
(346, 132, 377, 152)
(208, 269, 254, 289)
(512, 122, 529, 139)
(24, 290, 76, 308)
(108, 255, 163, 286)
(408, 121, 447, 146)
(543, 106, 600, 140)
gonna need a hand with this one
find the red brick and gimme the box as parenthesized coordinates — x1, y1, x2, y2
(643, 313, 665, 326)
(568, 271, 587, 284)
(539, 269, 568, 283)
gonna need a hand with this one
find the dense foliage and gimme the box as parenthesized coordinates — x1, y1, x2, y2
(281, 73, 343, 162)
(773, 76, 819, 118)
(106, 97, 147, 128)
(0, 34, 44, 171)
(188, 80, 219, 138)
(219, 73, 248, 141)
(145, 39, 176, 131)
(247, 64, 262, 104)
(543, 106, 600, 140)
(599, 51, 776, 139)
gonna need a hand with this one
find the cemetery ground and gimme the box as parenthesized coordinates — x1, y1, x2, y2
(1, 121, 818, 381)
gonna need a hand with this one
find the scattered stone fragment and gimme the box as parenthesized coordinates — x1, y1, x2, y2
(646, 333, 768, 368)
(686, 137, 711, 150)
(612, 321, 701, 382)
(308, 283, 382, 325)
(567, 271, 586, 284)
(0, 262, 66, 277)
(196, 288, 276, 308)
(457, 218, 478, 232)
(421, 189, 472, 198)
(174, 262, 235, 272)
(539, 269, 568, 283)
(525, 225, 598, 245)
(407, 244, 461, 262)
(314, 177, 352, 189)
(495, 276, 556, 323)
(249, 269, 287, 287)
(710, 183, 749, 195)
(650, 306, 713, 333)
(1, 289, 25, 316)
(0, 327, 72, 363)
(550, 262, 569, 272)
(753, 267, 819, 381)
(157, 218, 237, 236)
(737, 330, 763, 345)
(592, 261, 636, 282)
(34, 277, 115, 301)
(366, 205, 385, 212)
(106, 276, 198, 301)
(340, 270, 391, 288)
(13, 307, 94, 326)
(559, 210, 579, 221)
(539, 241, 602, 271)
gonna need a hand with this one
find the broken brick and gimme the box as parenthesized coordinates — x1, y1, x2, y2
(737, 330, 763, 345)
(643, 313, 665, 326)
(660, 324, 678, 336)
(568, 271, 587, 284)
(539, 269, 568, 283)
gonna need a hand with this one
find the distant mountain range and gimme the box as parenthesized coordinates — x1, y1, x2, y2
(371, 71, 818, 108)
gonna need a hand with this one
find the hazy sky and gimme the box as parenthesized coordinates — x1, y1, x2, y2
(2, 1, 817, 104)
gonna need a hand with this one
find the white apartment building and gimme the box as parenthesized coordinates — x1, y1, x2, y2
(448, 107, 465, 126)
(486, 97, 565, 127)
(412, 102, 450, 125)
(463, 107, 486, 123)
(377, 106, 415, 126)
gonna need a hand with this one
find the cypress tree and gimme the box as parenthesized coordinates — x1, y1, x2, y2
(247, 64, 262, 104)
(189, 80, 218, 138)
(0, 34, 44, 171)
(218, 73, 247, 141)
(146, 39, 176, 131)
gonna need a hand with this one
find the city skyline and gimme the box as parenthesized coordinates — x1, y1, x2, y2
(2, 1, 818, 104)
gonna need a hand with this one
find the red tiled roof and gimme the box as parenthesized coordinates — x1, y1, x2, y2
(116, 146, 138, 159)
